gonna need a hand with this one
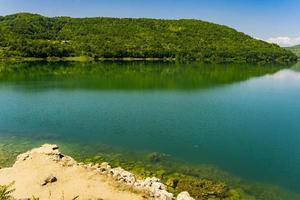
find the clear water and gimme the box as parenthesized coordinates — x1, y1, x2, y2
(0, 62, 299, 199)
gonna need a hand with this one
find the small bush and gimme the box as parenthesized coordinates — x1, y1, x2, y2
(0, 182, 15, 200)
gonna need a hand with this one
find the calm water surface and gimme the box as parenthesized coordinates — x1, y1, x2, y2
(0, 62, 299, 199)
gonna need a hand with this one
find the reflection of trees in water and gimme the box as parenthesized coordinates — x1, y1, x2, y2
(291, 62, 300, 71)
(0, 61, 284, 90)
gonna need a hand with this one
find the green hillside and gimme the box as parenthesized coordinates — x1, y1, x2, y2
(286, 45, 300, 58)
(0, 13, 297, 64)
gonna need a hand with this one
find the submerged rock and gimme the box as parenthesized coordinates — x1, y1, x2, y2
(176, 178, 229, 199)
(166, 178, 179, 188)
(147, 152, 168, 163)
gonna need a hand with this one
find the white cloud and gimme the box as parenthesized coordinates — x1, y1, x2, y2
(266, 36, 300, 47)
(266, 70, 300, 81)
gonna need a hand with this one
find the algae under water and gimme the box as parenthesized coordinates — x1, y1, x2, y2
(0, 61, 300, 199)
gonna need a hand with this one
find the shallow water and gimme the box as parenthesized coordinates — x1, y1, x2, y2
(0, 61, 299, 199)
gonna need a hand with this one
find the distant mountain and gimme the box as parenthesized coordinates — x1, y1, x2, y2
(285, 45, 300, 58)
(0, 13, 297, 64)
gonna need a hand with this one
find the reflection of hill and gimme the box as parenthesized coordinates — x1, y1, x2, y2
(0, 61, 284, 90)
(291, 62, 300, 71)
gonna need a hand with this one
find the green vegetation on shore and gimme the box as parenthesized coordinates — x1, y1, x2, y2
(285, 45, 300, 58)
(0, 182, 14, 200)
(0, 13, 297, 64)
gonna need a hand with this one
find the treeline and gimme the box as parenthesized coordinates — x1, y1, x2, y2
(0, 13, 297, 64)
(286, 45, 300, 58)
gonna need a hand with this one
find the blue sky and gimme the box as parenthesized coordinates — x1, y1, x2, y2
(0, 0, 299, 46)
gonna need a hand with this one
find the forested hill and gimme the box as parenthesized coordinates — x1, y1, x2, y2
(0, 13, 297, 64)
(286, 45, 300, 58)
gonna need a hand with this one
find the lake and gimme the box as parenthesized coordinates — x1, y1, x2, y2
(0, 61, 299, 200)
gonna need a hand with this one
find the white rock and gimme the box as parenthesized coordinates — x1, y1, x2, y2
(176, 191, 195, 200)
(16, 153, 30, 162)
(137, 177, 173, 200)
(109, 167, 136, 184)
(96, 162, 111, 174)
(59, 155, 77, 167)
(159, 190, 174, 200)
(133, 180, 143, 188)
(93, 163, 100, 169)
(141, 177, 166, 190)
(99, 162, 111, 172)
(149, 188, 174, 200)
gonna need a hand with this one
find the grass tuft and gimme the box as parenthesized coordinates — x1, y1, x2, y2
(0, 182, 15, 200)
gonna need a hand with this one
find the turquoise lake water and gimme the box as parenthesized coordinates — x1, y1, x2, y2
(0, 62, 299, 199)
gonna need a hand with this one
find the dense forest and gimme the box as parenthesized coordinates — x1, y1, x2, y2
(0, 13, 297, 64)
(286, 45, 300, 58)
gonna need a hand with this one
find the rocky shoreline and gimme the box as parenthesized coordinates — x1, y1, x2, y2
(0, 144, 194, 200)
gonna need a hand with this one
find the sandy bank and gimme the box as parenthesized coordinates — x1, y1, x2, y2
(0, 144, 194, 200)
